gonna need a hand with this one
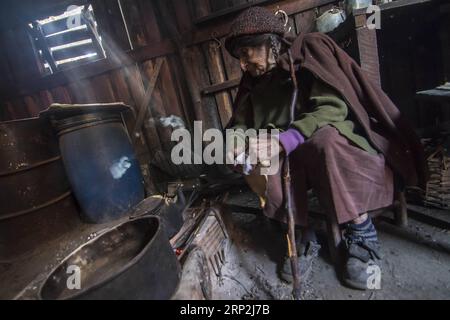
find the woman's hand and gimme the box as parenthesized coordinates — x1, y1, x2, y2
(225, 138, 246, 165)
(248, 133, 284, 167)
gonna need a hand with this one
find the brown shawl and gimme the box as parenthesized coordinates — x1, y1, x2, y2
(228, 32, 427, 188)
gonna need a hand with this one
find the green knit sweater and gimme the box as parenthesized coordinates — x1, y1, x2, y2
(230, 67, 378, 155)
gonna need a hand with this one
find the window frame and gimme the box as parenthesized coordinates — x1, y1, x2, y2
(27, 3, 106, 76)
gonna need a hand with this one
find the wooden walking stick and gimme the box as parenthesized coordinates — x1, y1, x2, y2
(284, 48, 301, 300)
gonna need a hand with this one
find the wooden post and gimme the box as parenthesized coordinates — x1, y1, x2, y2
(354, 12, 382, 87)
(440, 4, 450, 82)
(395, 191, 408, 228)
(203, 41, 233, 127)
(326, 215, 344, 267)
(220, 36, 242, 100)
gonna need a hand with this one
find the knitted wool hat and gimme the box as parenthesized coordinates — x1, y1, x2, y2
(225, 6, 286, 57)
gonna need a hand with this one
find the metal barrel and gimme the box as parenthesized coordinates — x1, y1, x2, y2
(0, 117, 82, 262)
(53, 112, 145, 223)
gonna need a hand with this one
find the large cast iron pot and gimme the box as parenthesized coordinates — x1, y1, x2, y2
(38, 216, 181, 300)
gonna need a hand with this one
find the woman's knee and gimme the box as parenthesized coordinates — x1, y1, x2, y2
(304, 126, 341, 156)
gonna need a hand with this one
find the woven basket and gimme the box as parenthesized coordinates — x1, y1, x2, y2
(424, 147, 450, 209)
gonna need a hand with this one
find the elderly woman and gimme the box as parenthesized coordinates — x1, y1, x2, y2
(224, 7, 426, 289)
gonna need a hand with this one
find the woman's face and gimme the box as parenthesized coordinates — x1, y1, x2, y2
(236, 43, 276, 77)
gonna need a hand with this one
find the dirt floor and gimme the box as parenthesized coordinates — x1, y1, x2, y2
(1, 188, 449, 300)
(211, 189, 450, 300)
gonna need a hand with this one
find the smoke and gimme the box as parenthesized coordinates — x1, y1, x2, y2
(158, 115, 185, 129)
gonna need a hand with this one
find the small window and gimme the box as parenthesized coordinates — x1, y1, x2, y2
(28, 4, 106, 75)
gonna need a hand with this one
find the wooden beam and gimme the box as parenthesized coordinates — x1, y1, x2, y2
(354, 0, 434, 15)
(407, 204, 450, 230)
(0, 39, 175, 101)
(171, 0, 193, 31)
(46, 28, 91, 47)
(29, 22, 57, 73)
(1, 0, 335, 102)
(185, 0, 336, 46)
(193, 0, 273, 25)
(353, 10, 381, 87)
(51, 42, 97, 61)
(203, 41, 233, 127)
(127, 39, 175, 62)
(82, 6, 106, 59)
(91, 0, 131, 51)
(132, 58, 164, 139)
(156, 0, 222, 130)
(201, 78, 241, 96)
(189, 0, 212, 22)
(40, 13, 84, 36)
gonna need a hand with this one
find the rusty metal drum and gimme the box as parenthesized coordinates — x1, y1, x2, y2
(0, 117, 81, 261)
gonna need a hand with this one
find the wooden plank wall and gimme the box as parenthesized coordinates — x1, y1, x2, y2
(0, 0, 191, 192)
(0, 0, 342, 187)
(3, 0, 447, 133)
(0, 0, 341, 123)
(0, 1, 186, 141)
(185, 0, 339, 129)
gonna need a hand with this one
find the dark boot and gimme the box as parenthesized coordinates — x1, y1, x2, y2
(343, 218, 382, 290)
(279, 240, 321, 284)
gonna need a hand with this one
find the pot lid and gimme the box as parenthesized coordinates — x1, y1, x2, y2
(39, 102, 132, 120)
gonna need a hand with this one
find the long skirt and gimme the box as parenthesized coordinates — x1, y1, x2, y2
(246, 125, 394, 226)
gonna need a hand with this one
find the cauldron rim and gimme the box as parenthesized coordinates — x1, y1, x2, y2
(0, 117, 41, 125)
(38, 215, 163, 300)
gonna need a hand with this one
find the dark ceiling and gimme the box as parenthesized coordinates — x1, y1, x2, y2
(0, 0, 88, 31)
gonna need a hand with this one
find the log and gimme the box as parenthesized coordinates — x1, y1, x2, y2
(171, 247, 211, 300)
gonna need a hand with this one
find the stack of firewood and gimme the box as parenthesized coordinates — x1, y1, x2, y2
(425, 147, 450, 209)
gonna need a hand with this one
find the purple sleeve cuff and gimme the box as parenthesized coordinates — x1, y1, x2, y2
(279, 128, 305, 155)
